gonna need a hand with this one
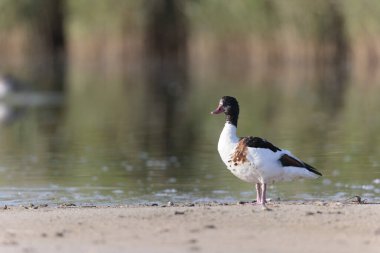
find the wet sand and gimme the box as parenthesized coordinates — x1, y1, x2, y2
(0, 201, 379, 253)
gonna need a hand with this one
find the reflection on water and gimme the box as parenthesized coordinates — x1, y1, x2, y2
(2, 0, 380, 206)
(0, 67, 380, 206)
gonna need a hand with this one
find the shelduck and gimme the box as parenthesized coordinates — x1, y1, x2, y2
(211, 96, 322, 208)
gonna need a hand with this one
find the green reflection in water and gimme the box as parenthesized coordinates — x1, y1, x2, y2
(0, 72, 380, 205)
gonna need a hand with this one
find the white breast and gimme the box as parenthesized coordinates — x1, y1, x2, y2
(217, 123, 239, 164)
(217, 124, 261, 183)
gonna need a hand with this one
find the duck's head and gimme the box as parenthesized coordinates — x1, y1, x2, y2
(211, 96, 239, 126)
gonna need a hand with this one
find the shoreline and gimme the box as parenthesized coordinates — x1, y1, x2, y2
(5, 198, 377, 212)
(0, 201, 379, 253)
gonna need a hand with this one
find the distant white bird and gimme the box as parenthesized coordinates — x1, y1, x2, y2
(0, 76, 12, 98)
(211, 96, 322, 208)
(0, 74, 22, 99)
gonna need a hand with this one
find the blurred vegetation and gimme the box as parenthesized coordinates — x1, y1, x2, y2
(0, 0, 380, 84)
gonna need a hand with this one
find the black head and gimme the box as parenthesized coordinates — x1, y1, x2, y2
(211, 96, 239, 126)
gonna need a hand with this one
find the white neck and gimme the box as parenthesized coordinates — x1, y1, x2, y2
(217, 123, 239, 163)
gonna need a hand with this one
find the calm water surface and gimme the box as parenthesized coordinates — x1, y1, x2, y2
(1, 71, 380, 206)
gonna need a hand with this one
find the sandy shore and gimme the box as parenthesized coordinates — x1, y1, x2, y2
(0, 201, 379, 253)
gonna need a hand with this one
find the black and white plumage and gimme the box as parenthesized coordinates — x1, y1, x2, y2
(211, 96, 322, 207)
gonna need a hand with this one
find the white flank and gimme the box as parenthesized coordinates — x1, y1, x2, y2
(217, 123, 320, 184)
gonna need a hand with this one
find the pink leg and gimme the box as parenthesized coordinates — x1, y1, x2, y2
(261, 183, 268, 208)
(261, 183, 267, 204)
(255, 183, 262, 204)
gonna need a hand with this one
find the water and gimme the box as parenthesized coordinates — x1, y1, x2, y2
(1, 69, 380, 206)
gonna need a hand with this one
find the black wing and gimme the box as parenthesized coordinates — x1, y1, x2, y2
(279, 154, 322, 176)
(242, 136, 281, 153)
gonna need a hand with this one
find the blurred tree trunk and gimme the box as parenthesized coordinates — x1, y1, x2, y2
(314, 0, 349, 114)
(145, 0, 189, 97)
(315, 0, 349, 69)
(142, 0, 192, 155)
(262, 0, 281, 67)
(26, 0, 67, 92)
